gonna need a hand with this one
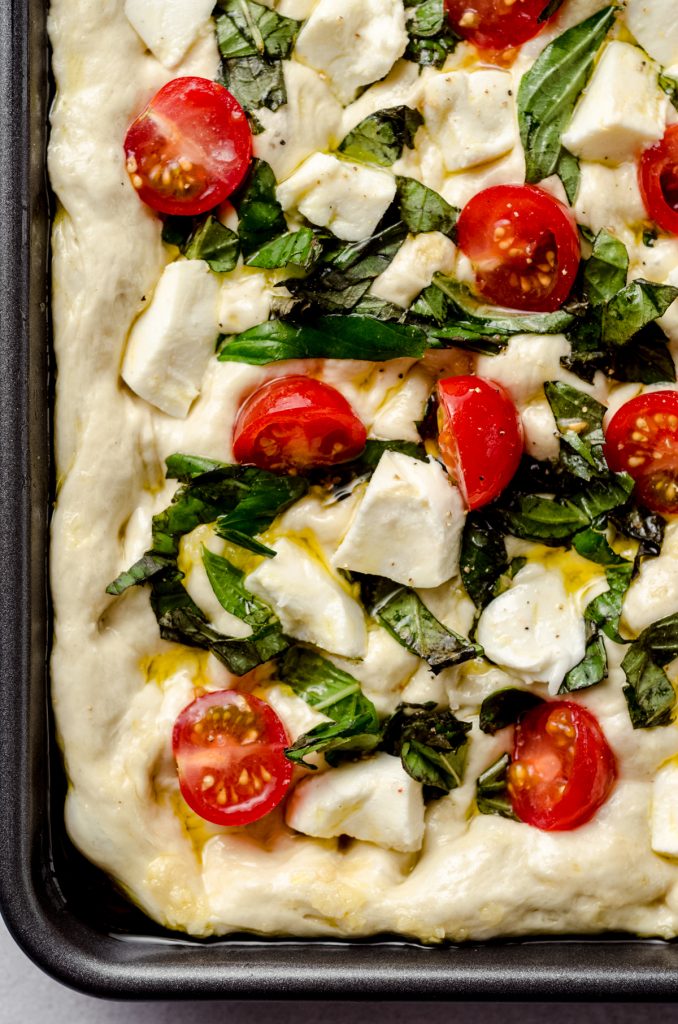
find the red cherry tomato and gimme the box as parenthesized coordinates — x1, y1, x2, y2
(124, 77, 252, 216)
(456, 185, 581, 312)
(436, 375, 523, 509)
(509, 701, 617, 831)
(604, 391, 678, 514)
(445, 0, 553, 51)
(639, 125, 678, 236)
(172, 690, 292, 827)
(232, 375, 367, 473)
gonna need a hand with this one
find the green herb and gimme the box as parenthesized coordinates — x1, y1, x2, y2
(339, 107, 423, 167)
(517, 6, 616, 189)
(544, 381, 607, 482)
(555, 147, 581, 204)
(459, 512, 510, 610)
(218, 55, 286, 113)
(396, 177, 459, 235)
(202, 547, 276, 627)
(622, 612, 678, 728)
(602, 280, 678, 347)
(612, 324, 677, 385)
(233, 160, 287, 255)
(218, 315, 428, 365)
(215, 472, 308, 557)
(245, 227, 322, 270)
(560, 634, 607, 692)
(431, 276, 575, 335)
(476, 753, 518, 820)
(643, 227, 659, 248)
(478, 688, 543, 735)
(582, 230, 629, 307)
(660, 71, 678, 112)
(165, 453, 228, 481)
(404, 0, 460, 67)
(502, 494, 590, 543)
(357, 575, 482, 673)
(381, 702, 471, 793)
(161, 215, 240, 272)
(280, 648, 381, 767)
(609, 501, 665, 559)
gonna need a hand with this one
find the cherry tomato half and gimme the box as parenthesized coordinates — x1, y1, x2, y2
(232, 375, 367, 473)
(456, 185, 581, 312)
(509, 701, 617, 831)
(436, 375, 523, 509)
(639, 125, 678, 236)
(604, 391, 678, 515)
(124, 77, 252, 216)
(445, 0, 553, 52)
(172, 690, 292, 827)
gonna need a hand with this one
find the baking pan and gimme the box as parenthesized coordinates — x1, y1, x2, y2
(4, 0, 678, 1002)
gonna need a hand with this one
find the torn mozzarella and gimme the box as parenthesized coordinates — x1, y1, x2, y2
(624, 0, 678, 69)
(370, 232, 456, 309)
(124, 0, 214, 68)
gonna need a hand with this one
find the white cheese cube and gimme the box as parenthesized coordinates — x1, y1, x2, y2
(294, 0, 408, 104)
(422, 70, 517, 173)
(332, 452, 465, 588)
(625, 0, 678, 69)
(124, 0, 214, 69)
(218, 269, 274, 336)
(276, 153, 396, 242)
(476, 333, 570, 405)
(562, 42, 668, 165)
(652, 761, 678, 858)
(245, 538, 367, 658)
(122, 260, 220, 418)
(521, 399, 560, 462)
(370, 232, 457, 309)
(476, 562, 586, 694)
(370, 366, 433, 443)
(623, 522, 678, 635)
(286, 753, 425, 852)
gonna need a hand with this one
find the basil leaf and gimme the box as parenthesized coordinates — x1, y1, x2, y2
(396, 177, 459, 236)
(233, 160, 287, 255)
(560, 634, 607, 692)
(621, 613, 678, 728)
(612, 324, 677, 385)
(544, 380, 607, 481)
(660, 72, 678, 112)
(567, 471, 634, 520)
(285, 719, 381, 768)
(202, 547, 276, 628)
(215, 0, 300, 59)
(181, 216, 240, 272)
(165, 453, 228, 481)
(381, 702, 471, 793)
(583, 230, 629, 307)
(585, 562, 632, 644)
(602, 280, 678, 347)
(105, 553, 173, 595)
(352, 294, 408, 321)
(404, 0, 460, 67)
(476, 753, 518, 820)
(502, 494, 589, 543)
(479, 688, 543, 735)
(245, 227, 322, 270)
(431, 276, 575, 335)
(357, 575, 482, 673)
(339, 107, 423, 167)
(459, 511, 510, 610)
(609, 502, 665, 559)
(555, 147, 581, 204)
(517, 7, 616, 186)
(215, 473, 308, 554)
(218, 55, 286, 114)
(218, 315, 428, 364)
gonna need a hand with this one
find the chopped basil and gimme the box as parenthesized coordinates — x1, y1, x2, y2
(404, 0, 460, 67)
(202, 547, 277, 627)
(517, 6, 616, 190)
(555, 147, 581, 205)
(381, 702, 471, 793)
(104, 553, 173, 595)
(659, 71, 678, 112)
(478, 688, 543, 735)
(245, 227, 322, 270)
(476, 753, 518, 820)
(233, 160, 287, 255)
(609, 502, 665, 560)
(161, 214, 240, 272)
(602, 280, 678, 347)
(582, 230, 629, 307)
(459, 512, 510, 610)
(431, 276, 575, 335)
(215, 471, 308, 557)
(622, 613, 678, 728)
(396, 177, 459, 235)
(339, 107, 423, 167)
(166, 453, 228, 481)
(612, 324, 677, 385)
(560, 635, 607, 692)
(357, 575, 482, 673)
(218, 315, 428, 364)
(502, 494, 590, 543)
(218, 55, 286, 114)
(544, 381, 607, 482)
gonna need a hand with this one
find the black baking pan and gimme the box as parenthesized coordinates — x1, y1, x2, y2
(4, 0, 678, 1002)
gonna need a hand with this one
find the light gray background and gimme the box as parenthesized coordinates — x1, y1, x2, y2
(0, 915, 672, 1024)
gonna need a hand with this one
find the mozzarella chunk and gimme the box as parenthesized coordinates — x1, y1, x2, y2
(623, 523, 678, 635)
(218, 270, 275, 335)
(341, 60, 424, 137)
(476, 562, 586, 694)
(286, 753, 425, 852)
(573, 161, 647, 235)
(371, 232, 457, 309)
(521, 400, 560, 462)
(245, 538, 367, 658)
(263, 684, 330, 743)
(276, 153, 396, 242)
(254, 61, 343, 182)
(476, 334, 570, 404)
(652, 761, 678, 858)
(332, 453, 465, 588)
(625, 0, 678, 69)
(124, 0, 214, 68)
(371, 365, 434, 443)
(294, 0, 408, 105)
(562, 43, 667, 165)
(422, 70, 517, 173)
(331, 626, 419, 716)
(122, 260, 220, 418)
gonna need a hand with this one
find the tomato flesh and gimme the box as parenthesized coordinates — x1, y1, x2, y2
(437, 375, 523, 508)
(124, 77, 252, 216)
(172, 690, 292, 827)
(445, 0, 553, 52)
(604, 391, 678, 514)
(456, 185, 580, 312)
(233, 375, 367, 473)
(509, 701, 617, 831)
(639, 125, 678, 236)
